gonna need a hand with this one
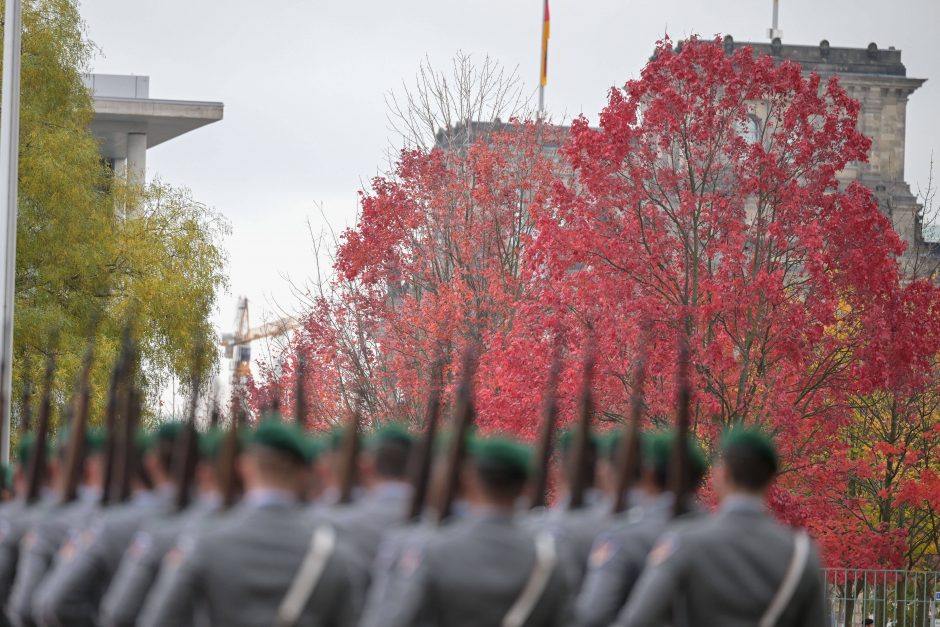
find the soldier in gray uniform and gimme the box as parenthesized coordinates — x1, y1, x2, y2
(139, 419, 363, 627)
(0, 436, 57, 627)
(575, 431, 707, 627)
(327, 423, 414, 574)
(30, 423, 181, 627)
(7, 428, 106, 627)
(99, 427, 225, 627)
(616, 427, 828, 627)
(378, 435, 570, 627)
(527, 430, 607, 593)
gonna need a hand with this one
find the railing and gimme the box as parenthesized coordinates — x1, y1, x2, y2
(826, 569, 940, 627)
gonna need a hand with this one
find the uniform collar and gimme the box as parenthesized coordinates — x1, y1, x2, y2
(720, 494, 766, 514)
(77, 485, 102, 504)
(195, 491, 222, 512)
(368, 481, 412, 501)
(244, 488, 299, 509)
(465, 504, 515, 524)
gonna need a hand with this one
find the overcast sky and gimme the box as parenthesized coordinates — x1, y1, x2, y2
(79, 0, 940, 373)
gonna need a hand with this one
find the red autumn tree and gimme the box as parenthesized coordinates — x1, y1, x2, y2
(482, 36, 940, 565)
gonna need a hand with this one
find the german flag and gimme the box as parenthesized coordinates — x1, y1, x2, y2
(540, 0, 550, 88)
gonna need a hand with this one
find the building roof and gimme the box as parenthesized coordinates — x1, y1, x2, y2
(721, 36, 924, 84)
(83, 74, 223, 160)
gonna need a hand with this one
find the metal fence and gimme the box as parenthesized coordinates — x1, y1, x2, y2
(826, 569, 940, 627)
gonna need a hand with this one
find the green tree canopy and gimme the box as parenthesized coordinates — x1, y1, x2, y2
(4, 0, 228, 427)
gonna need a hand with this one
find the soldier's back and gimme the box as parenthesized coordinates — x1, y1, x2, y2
(422, 513, 568, 627)
(146, 503, 361, 627)
(620, 500, 827, 627)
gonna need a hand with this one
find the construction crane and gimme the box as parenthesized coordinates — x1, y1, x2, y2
(219, 296, 299, 389)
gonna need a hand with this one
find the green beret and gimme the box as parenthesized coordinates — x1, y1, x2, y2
(644, 431, 708, 478)
(0, 464, 10, 490)
(16, 433, 36, 464)
(721, 425, 778, 470)
(470, 436, 533, 478)
(558, 429, 599, 454)
(367, 423, 414, 449)
(199, 428, 226, 460)
(85, 428, 106, 454)
(157, 422, 186, 443)
(249, 419, 311, 463)
(135, 429, 155, 454)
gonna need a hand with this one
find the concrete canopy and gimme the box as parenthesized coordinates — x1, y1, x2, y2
(91, 96, 223, 161)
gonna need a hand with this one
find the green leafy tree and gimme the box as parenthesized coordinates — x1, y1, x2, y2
(4, 0, 228, 424)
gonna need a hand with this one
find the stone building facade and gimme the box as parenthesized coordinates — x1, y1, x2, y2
(727, 37, 927, 255)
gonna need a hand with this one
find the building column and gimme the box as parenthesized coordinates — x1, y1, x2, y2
(126, 132, 147, 188)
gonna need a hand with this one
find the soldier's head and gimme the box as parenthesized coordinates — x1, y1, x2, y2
(360, 424, 414, 488)
(196, 428, 225, 496)
(464, 436, 532, 510)
(555, 429, 598, 494)
(714, 426, 778, 498)
(239, 419, 313, 497)
(641, 431, 709, 495)
(144, 422, 185, 487)
(596, 430, 644, 500)
(53, 427, 107, 493)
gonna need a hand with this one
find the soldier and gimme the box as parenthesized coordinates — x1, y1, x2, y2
(139, 419, 363, 627)
(378, 435, 570, 627)
(616, 426, 828, 627)
(575, 431, 707, 627)
(7, 427, 106, 627)
(327, 423, 414, 573)
(30, 423, 181, 627)
(0, 436, 57, 627)
(99, 427, 225, 627)
(527, 430, 607, 592)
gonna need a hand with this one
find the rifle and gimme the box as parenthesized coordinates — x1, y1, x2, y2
(612, 339, 649, 515)
(18, 355, 32, 434)
(26, 350, 56, 503)
(99, 355, 125, 505)
(109, 336, 138, 504)
(172, 347, 204, 511)
(529, 349, 562, 510)
(670, 333, 692, 518)
(60, 344, 95, 504)
(567, 344, 595, 511)
(406, 356, 445, 521)
(336, 390, 362, 505)
(293, 354, 307, 427)
(435, 347, 477, 524)
(218, 391, 245, 509)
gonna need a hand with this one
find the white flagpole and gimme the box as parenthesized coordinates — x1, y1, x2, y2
(0, 0, 23, 465)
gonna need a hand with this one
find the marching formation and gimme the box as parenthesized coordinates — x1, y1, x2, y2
(0, 337, 830, 627)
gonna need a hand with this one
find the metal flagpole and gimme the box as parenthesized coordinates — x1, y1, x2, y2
(538, 0, 548, 118)
(0, 0, 23, 465)
(768, 0, 783, 40)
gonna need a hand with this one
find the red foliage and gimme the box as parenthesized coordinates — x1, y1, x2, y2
(255, 37, 940, 569)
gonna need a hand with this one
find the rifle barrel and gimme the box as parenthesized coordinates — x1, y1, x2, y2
(336, 398, 361, 505)
(567, 346, 595, 511)
(436, 348, 477, 524)
(530, 349, 562, 510)
(612, 347, 647, 514)
(61, 346, 94, 503)
(406, 357, 444, 521)
(671, 334, 692, 518)
(26, 351, 56, 503)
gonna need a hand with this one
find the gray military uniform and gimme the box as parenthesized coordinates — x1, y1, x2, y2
(99, 494, 221, 627)
(7, 488, 101, 627)
(575, 494, 676, 627)
(379, 510, 571, 627)
(616, 496, 828, 627)
(31, 488, 173, 627)
(0, 498, 54, 627)
(527, 489, 609, 593)
(139, 490, 363, 627)
(327, 481, 411, 575)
